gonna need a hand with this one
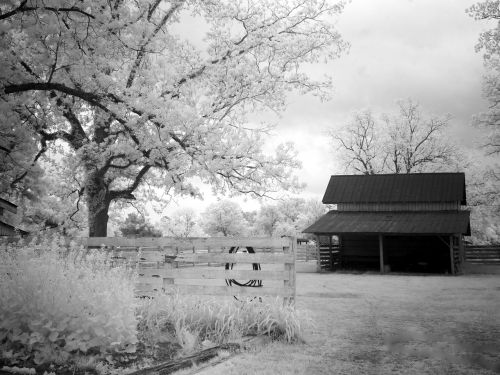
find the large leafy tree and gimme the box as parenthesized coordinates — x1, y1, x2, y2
(0, 0, 347, 236)
(467, 0, 500, 155)
(466, 1, 500, 243)
(466, 158, 500, 244)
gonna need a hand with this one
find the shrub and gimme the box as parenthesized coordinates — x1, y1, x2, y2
(0, 236, 138, 367)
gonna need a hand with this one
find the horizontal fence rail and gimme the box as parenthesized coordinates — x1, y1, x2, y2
(84, 236, 290, 249)
(296, 244, 318, 262)
(81, 236, 297, 303)
(465, 245, 500, 265)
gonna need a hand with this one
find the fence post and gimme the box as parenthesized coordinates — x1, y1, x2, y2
(283, 237, 296, 306)
(291, 237, 296, 305)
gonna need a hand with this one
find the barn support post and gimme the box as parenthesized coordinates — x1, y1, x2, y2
(458, 234, 464, 273)
(449, 235, 455, 275)
(315, 235, 321, 273)
(329, 235, 333, 270)
(379, 234, 384, 273)
(338, 235, 343, 268)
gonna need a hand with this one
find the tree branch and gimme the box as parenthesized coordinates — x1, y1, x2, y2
(0, 3, 95, 21)
(109, 165, 151, 200)
(126, 1, 184, 88)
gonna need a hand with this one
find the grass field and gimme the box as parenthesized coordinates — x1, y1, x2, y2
(196, 273, 500, 375)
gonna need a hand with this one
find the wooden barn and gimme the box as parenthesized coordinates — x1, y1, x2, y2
(303, 173, 471, 274)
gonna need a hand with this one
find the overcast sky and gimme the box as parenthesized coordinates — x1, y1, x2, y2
(156, 0, 492, 219)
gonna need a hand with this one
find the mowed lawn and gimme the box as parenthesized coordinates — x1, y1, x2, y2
(198, 273, 500, 375)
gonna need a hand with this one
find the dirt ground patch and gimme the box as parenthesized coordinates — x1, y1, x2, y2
(194, 273, 500, 375)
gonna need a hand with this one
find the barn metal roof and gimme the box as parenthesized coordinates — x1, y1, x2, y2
(0, 197, 17, 214)
(322, 173, 466, 205)
(303, 210, 471, 235)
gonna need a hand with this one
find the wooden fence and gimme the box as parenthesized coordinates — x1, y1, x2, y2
(315, 235, 340, 272)
(295, 244, 317, 262)
(465, 245, 500, 265)
(84, 236, 296, 303)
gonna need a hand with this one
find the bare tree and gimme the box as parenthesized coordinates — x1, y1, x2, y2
(330, 110, 385, 174)
(331, 99, 458, 174)
(162, 208, 199, 238)
(382, 99, 457, 173)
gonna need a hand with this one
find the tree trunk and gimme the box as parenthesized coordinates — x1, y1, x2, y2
(88, 200, 110, 237)
(86, 171, 111, 237)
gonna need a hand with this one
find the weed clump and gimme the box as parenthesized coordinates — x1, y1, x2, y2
(0, 237, 138, 368)
(137, 293, 304, 353)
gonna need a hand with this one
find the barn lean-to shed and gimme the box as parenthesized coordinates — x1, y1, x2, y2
(303, 173, 471, 274)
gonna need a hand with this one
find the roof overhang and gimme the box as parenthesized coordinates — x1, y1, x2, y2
(0, 219, 29, 235)
(0, 198, 17, 214)
(303, 210, 471, 236)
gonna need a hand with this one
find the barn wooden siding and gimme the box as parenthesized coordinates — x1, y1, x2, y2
(338, 234, 379, 270)
(337, 202, 460, 212)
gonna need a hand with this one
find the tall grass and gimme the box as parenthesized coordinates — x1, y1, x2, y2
(137, 293, 304, 354)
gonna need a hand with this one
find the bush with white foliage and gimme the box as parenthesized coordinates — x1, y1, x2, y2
(0, 237, 138, 367)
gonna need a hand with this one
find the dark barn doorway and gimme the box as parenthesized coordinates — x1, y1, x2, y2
(384, 235, 451, 273)
(340, 234, 380, 271)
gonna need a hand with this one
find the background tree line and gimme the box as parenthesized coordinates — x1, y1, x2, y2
(115, 197, 327, 239)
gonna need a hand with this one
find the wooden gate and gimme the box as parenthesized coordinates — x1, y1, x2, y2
(84, 236, 296, 304)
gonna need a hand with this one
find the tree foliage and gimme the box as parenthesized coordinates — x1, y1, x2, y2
(255, 198, 327, 237)
(465, 151, 500, 244)
(201, 200, 247, 237)
(0, 0, 348, 236)
(118, 213, 162, 237)
(331, 99, 459, 174)
(467, 0, 500, 155)
(466, 1, 500, 243)
(162, 207, 200, 238)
